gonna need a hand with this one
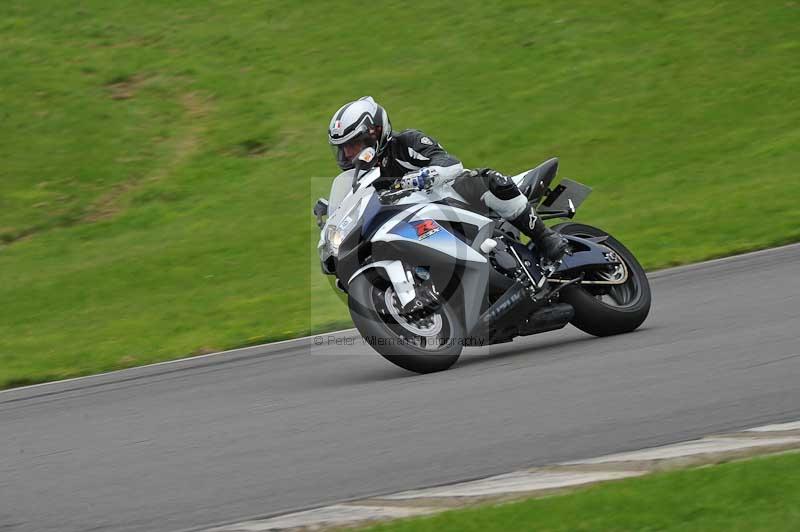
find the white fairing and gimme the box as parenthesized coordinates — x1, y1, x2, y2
(371, 202, 489, 264)
(318, 168, 383, 255)
(393, 180, 466, 206)
(319, 167, 494, 307)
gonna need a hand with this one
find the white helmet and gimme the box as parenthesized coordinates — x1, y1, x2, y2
(328, 96, 392, 170)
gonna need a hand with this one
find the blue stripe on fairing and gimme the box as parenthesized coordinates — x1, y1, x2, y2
(360, 193, 383, 236)
(360, 196, 411, 239)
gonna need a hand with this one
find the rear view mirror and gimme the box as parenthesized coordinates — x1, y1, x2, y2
(357, 146, 376, 164)
(313, 198, 329, 229)
(352, 147, 377, 190)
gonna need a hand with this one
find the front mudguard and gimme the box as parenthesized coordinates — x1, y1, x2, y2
(348, 260, 417, 307)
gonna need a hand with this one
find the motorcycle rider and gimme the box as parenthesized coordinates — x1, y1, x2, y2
(327, 96, 568, 263)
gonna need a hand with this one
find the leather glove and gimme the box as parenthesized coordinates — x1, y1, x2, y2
(398, 168, 438, 190)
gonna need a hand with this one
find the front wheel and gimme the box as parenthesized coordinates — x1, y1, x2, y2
(552, 223, 651, 337)
(348, 274, 463, 373)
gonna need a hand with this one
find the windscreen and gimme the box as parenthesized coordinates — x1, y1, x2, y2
(328, 170, 355, 214)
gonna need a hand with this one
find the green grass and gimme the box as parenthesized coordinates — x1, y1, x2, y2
(362, 452, 800, 532)
(1, 1, 799, 388)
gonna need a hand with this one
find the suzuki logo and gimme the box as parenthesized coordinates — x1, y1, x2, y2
(415, 219, 441, 240)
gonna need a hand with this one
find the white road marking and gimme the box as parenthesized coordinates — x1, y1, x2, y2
(205, 504, 436, 532)
(204, 420, 800, 531)
(563, 436, 800, 465)
(746, 421, 800, 432)
(382, 470, 643, 499)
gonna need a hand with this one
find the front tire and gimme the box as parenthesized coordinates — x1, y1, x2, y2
(552, 223, 651, 337)
(348, 274, 463, 374)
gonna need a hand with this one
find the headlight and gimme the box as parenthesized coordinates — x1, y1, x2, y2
(325, 205, 357, 257)
(326, 225, 345, 256)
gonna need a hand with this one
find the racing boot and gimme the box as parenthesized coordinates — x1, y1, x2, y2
(509, 204, 568, 264)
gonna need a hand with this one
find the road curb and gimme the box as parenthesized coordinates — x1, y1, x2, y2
(202, 420, 800, 532)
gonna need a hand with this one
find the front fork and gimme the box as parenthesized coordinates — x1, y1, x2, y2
(379, 260, 417, 307)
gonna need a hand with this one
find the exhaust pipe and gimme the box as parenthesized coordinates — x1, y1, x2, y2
(517, 303, 574, 335)
(469, 281, 528, 337)
(469, 284, 575, 341)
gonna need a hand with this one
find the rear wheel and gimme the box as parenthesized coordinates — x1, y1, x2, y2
(348, 274, 463, 373)
(552, 223, 651, 337)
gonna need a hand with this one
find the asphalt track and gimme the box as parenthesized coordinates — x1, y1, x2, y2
(1, 244, 799, 532)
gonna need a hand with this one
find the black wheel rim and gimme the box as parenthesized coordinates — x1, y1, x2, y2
(370, 283, 453, 352)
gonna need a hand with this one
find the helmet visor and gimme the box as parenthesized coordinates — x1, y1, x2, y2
(331, 131, 377, 171)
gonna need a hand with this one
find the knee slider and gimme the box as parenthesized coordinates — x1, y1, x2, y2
(485, 171, 522, 201)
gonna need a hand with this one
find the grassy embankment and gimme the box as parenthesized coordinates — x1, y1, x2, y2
(2, 1, 799, 388)
(363, 451, 800, 532)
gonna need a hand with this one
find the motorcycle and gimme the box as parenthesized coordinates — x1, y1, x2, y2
(314, 148, 651, 373)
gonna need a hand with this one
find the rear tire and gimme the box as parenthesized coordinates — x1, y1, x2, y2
(552, 223, 651, 337)
(348, 274, 462, 374)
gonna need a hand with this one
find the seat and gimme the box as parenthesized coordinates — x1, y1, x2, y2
(510, 157, 559, 204)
